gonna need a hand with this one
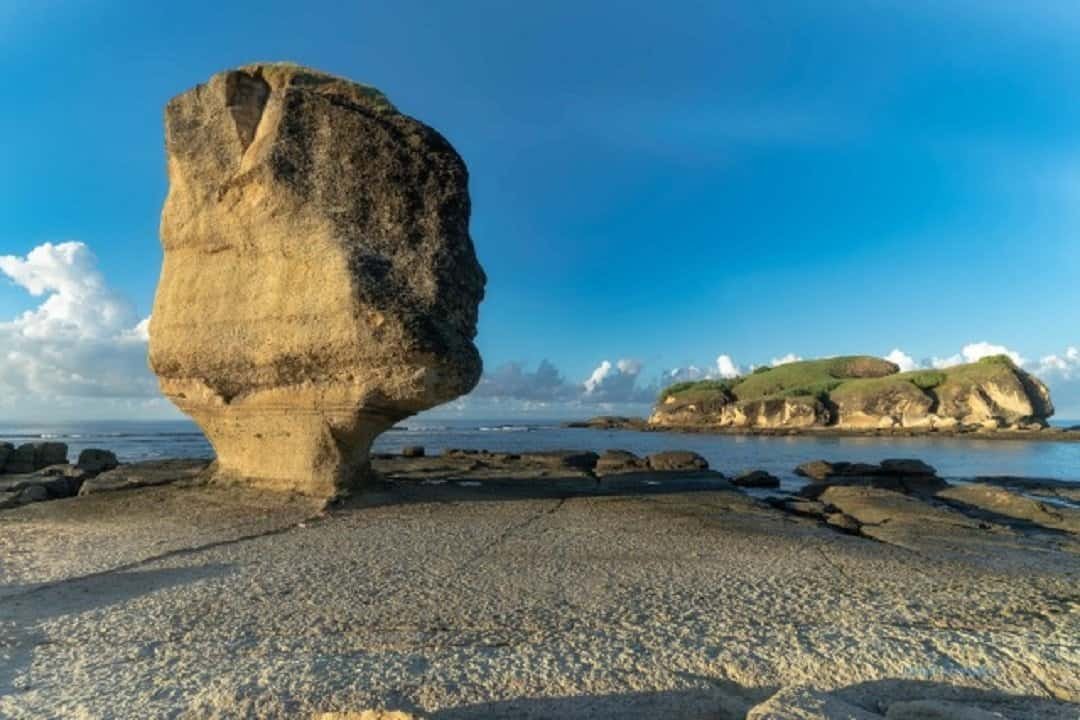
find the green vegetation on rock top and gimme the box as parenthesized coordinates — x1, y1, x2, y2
(656, 378, 738, 402)
(662, 356, 899, 405)
(658, 354, 1029, 409)
(730, 356, 897, 401)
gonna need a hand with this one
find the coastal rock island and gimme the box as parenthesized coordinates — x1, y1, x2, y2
(650, 355, 1054, 431)
(149, 63, 485, 496)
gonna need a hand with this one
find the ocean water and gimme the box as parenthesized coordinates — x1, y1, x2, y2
(1, 418, 1078, 487)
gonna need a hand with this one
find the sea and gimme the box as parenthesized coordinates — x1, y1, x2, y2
(2, 418, 1078, 490)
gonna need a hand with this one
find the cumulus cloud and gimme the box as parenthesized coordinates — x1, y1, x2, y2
(664, 353, 744, 385)
(472, 359, 577, 402)
(930, 341, 1026, 369)
(1031, 346, 1080, 419)
(582, 358, 655, 403)
(1036, 346, 1080, 379)
(884, 348, 919, 372)
(666, 365, 708, 384)
(465, 357, 658, 410)
(0, 242, 162, 415)
(770, 353, 802, 367)
(715, 354, 741, 379)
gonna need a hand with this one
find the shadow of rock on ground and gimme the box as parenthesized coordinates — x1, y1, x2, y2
(0, 563, 234, 696)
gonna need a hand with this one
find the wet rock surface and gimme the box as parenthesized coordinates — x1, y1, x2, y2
(564, 416, 649, 430)
(768, 458, 1080, 569)
(645, 450, 709, 471)
(594, 449, 647, 474)
(796, 459, 948, 497)
(732, 469, 781, 488)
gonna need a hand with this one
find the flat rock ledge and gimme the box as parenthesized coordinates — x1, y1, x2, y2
(0, 451, 1076, 719)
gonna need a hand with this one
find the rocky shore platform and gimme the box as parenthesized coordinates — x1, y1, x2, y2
(1, 449, 1078, 719)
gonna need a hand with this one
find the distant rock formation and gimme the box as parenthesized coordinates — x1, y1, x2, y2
(149, 63, 485, 496)
(650, 355, 1054, 431)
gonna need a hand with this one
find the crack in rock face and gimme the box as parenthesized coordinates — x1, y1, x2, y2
(149, 63, 485, 497)
(224, 68, 270, 152)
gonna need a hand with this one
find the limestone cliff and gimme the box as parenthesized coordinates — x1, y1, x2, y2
(149, 63, 485, 496)
(649, 355, 1054, 431)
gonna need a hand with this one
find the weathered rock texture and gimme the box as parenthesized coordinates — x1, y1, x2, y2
(650, 355, 1054, 432)
(149, 64, 484, 496)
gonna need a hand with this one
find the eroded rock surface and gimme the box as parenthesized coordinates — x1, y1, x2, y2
(149, 63, 485, 496)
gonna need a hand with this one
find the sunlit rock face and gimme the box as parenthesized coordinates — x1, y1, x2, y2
(149, 63, 485, 496)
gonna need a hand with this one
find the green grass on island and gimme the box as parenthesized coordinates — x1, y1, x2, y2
(658, 354, 1023, 407)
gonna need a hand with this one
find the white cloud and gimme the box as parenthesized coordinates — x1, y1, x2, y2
(582, 358, 654, 403)
(1037, 346, 1080, 379)
(770, 353, 802, 367)
(1031, 346, 1080, 419)
(931, 341, 1026, 369)
(472, 359, 577, 403)
(667, 365, 706, 383)
(465, 356, 657, 410)
(884, 348, 919, 372)
(0, 242, 162, 417)
(715, 354, 741, 379)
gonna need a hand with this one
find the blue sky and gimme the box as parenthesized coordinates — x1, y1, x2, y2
(2, 1, 1079, 419)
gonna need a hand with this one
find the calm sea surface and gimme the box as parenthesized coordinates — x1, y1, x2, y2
(1, 419, 1078, 488)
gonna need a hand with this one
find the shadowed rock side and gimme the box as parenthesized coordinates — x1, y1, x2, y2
(149, 63, 485, 496)
(650, 355, 1055, 432)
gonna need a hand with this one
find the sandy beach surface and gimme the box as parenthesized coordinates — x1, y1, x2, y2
(1, 455, 1078, 719)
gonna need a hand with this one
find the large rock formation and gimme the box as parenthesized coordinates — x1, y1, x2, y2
(650, 355, 1054, 432)
(149, 64, 485, 496)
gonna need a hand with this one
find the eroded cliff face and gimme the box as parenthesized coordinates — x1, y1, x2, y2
(149, 64, 485, 496)
(649, 356, 1054, 431)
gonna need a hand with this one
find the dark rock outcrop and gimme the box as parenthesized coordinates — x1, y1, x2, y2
(732, 469, 780, 488)
(2, 442, 68, 474)
(77, 449, 119, 474)
(647, 451, 709, 471)
(595, 450, 647, 474)
(797, 459, 948, 498)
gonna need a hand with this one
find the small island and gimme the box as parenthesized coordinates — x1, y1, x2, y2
(574, 355, 1080, 440)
